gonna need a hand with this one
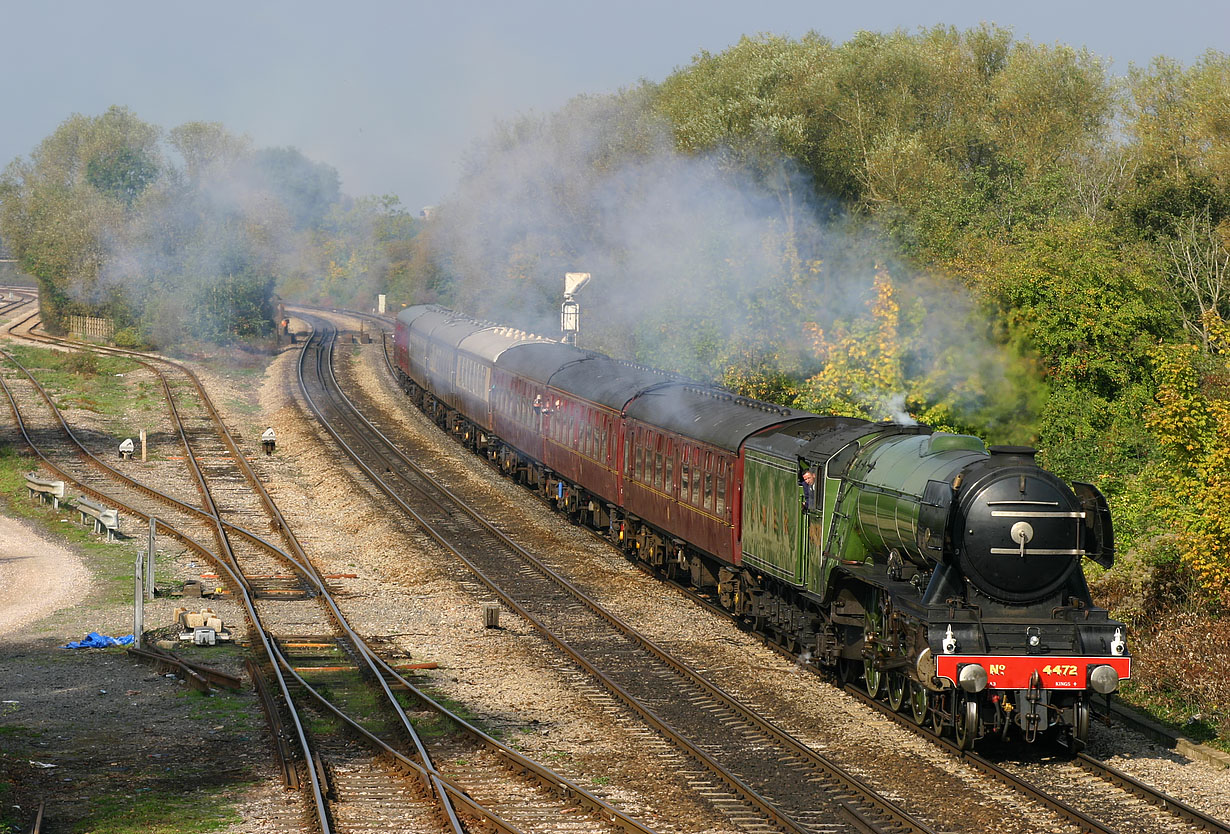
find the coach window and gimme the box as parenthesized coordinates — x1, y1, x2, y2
(664, 444, 674, 494)
(680, 455, 690, 503)
(654, 448, 663, 490)
(691, 450, 702, 506)
(636, 445, 645, 482)
(703, 452, 714, 511)
(716, 460, 727, 516)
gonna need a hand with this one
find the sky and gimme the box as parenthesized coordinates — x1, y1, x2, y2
(1, 1, 1226, 211)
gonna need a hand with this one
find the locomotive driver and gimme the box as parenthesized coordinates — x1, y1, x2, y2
(801, 470, 816, 511)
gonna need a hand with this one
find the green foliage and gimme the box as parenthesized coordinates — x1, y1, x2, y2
(191, 272, 275, 343)
(1142, 322, 1230, 605)
(951, 221, 1174, 477)
(0, 106, 160, 333)
(654, 26, 1115, 255)
(85, 146, 159, 207)
(63, 351, 101, 377)
(250, 146, 341, 230)
(1, 110, 341, 350)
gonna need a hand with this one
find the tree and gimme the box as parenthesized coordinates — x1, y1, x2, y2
(249, 147, 341, 230)
(1163, 208, 1230, 350)
(1145, 321, 1230, 606)
(168, 121, 251, 182)
(0, 106, 163, 332)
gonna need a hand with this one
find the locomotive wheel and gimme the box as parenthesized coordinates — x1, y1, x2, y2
(863, 595, 883, 697)
(928, 693, 946, 736)
(887, 672, 907, 712)
(954, 696, 979, 750)
(1071, 699, 1091, 751)
(864, 655, 882, 697)
(909, 682, 928, 725)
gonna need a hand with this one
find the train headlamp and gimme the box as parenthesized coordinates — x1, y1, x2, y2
(1089, 664, 1119, 694)
(1111, 628, 1125, 656)
(942, 625, 957, 654)
(958, 663, 988, 693)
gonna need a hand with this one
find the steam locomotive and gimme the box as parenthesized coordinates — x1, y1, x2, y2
(393, 305, 1130, 749)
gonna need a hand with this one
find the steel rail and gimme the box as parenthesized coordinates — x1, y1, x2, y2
(1073, 753, 1230, 834)
(359, 302, 1230, 834)
(268, 640, 532, 834)
(300, 314, 934, 834)
(7, 299, 636, 831)
(646, 545, 1228, 834)
(840, 683, 1230, 834)
(5, 314, 485, 833)
(0, 346, 306, 572)
(0, 339, 333, 831)
(634, 507, 1230, 834)
(26, 800, 43, 834)
(298, 319, 663, 834)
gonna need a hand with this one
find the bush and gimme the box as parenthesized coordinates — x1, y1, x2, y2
(112, 326, 147, 349)
(62, 352, 99, 377)
(1125, 611, 1230, 741)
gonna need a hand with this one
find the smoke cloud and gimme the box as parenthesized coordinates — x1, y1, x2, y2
(421, 93, 1042, 438)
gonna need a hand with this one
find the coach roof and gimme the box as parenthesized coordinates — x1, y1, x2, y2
(548, 356, 681, 411)
(397, 304, 444, 330)
(458, 326, 553, 364)
(496, 341, 592, 384)
(624, 383, 812, 453)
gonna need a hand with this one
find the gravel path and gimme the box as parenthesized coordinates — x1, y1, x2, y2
(0, 515, 90, 637)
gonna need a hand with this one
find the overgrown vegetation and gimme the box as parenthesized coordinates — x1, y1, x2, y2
(2, 23, 1227, 745)
(392, 27, 1230, 741)
(0, 111, 419, 353)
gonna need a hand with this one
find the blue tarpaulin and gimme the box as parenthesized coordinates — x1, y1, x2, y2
(62, 632, 134, 649)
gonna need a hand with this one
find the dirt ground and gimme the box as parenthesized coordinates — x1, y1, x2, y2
(0, 516, 89, 638)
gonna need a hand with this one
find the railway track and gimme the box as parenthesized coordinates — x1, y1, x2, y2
(5, 302, 664, 834)
(347, 303, 1230, 834)
(0, 314, 446, 832)
(838, 684, 1230, 834)
(6, 290, 1224, 833)
(298, 309, 938, 834)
